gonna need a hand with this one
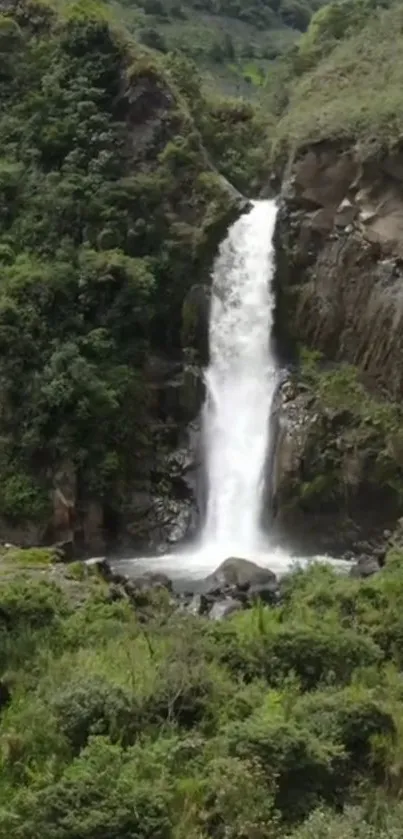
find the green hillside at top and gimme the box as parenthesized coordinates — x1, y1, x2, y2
(266, 0, 401, 160)
(112, 0, 329, 95)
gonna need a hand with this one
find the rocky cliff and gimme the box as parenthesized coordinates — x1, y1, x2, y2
(272, 141, 403, 555)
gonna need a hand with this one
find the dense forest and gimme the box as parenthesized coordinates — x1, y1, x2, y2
(0, 0, 268, 550)
(2, 0, 403, 837)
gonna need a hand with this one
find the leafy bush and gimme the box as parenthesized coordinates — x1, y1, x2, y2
(200, 755, 276, 838)
(223, 714, 346, 820)
(52, 676, 138, 752)
(295, 690, 396, 775)
(272, 1, 403, 156)
(4, 547, 55, 566)
(3, 736, 173, 839)
(0, 579, 67, 631)
(214, 613, 382, 688)
(0, 1, 247, 534)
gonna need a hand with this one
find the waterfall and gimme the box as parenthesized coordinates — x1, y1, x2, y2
(111, 197, 350, 581)
(200, 199, 278, 555)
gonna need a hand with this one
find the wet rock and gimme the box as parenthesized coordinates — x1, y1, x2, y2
(205, 557, 277, 591)
(52, 459, 76, 545)
(248, 581, 280, 605)
(93, 557, 114, 581)
(186, 593, 210, 616)
(155, 364, 204, 425)
(132, 572, 173, 592)
(209, 597, 243, 620)
(187, 593, 203, 615)
(125, 495, 194, 551)
(122, 572, 173, 610)
(53, 539, 75, 563)
(270, 375, 403, 555)
(335, 198, 358, 228)
(350, 556, 381, 578)
(181, 284, 211, 365)
(0, 681, 11, 712)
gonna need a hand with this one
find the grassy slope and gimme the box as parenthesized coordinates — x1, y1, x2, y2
(272, 3, 403, 158)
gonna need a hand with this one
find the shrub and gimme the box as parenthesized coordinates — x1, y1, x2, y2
(0, 579, 68, 631)
(261, 625, 382, 689)
(5, 547, 55, 566)
(223, 715, 346, 821)
(214, 615, 382, 689)
(286, 802, 403, 839)
(295, 690, 396, 775)
(3, 736, 173, 839)
(52, 676, 138, 752)
(200, 755, 276, 838)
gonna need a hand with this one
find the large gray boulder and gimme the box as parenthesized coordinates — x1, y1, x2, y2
(205, 556, 277, 591)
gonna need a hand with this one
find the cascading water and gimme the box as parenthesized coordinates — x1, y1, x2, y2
(112, 198, 349, 581)
(200, 199, 278, 556)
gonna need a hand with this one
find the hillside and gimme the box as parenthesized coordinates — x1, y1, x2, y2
(111, 0, 329, 96)
(0, 0, 273, 555)
(268, 0, 401, 158)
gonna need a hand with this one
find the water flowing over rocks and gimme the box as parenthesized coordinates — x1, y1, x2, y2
(95, 555, 280, 619)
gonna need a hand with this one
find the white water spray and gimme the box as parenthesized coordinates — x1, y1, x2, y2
(201, 199, 278, 555)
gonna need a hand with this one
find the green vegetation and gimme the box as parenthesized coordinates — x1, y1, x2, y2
(288, 351, 403, 513)
(2, 558, 403, 835)
(267, 0, 401, 159)
(3, 0, 403, 831)
(0, 547, 55, 566)
(0, 0, 271, 538)
(111, 0, 330, 97)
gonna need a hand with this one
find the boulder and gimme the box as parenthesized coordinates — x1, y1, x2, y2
(205, 557, 277, 591)
(209, 597, 243, 620)
(350, 556, 381, 578)
(53, 539, 75, 563)
(131, 571, 173, 592)
(248, 581, 279, 605)
(186, 593, 210, 616)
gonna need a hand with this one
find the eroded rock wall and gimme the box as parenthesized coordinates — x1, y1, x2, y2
(275, 141, 403, 396)
(272, 141, 403, 553)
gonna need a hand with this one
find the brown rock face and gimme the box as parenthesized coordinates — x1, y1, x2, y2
(272, 142, 403, 552)
(275, 141, 403, 398)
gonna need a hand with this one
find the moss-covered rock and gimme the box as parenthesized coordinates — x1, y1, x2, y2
(271, 359, 403, 553)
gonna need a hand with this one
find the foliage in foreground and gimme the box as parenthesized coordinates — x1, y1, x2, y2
(2, 557, 403, 836)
